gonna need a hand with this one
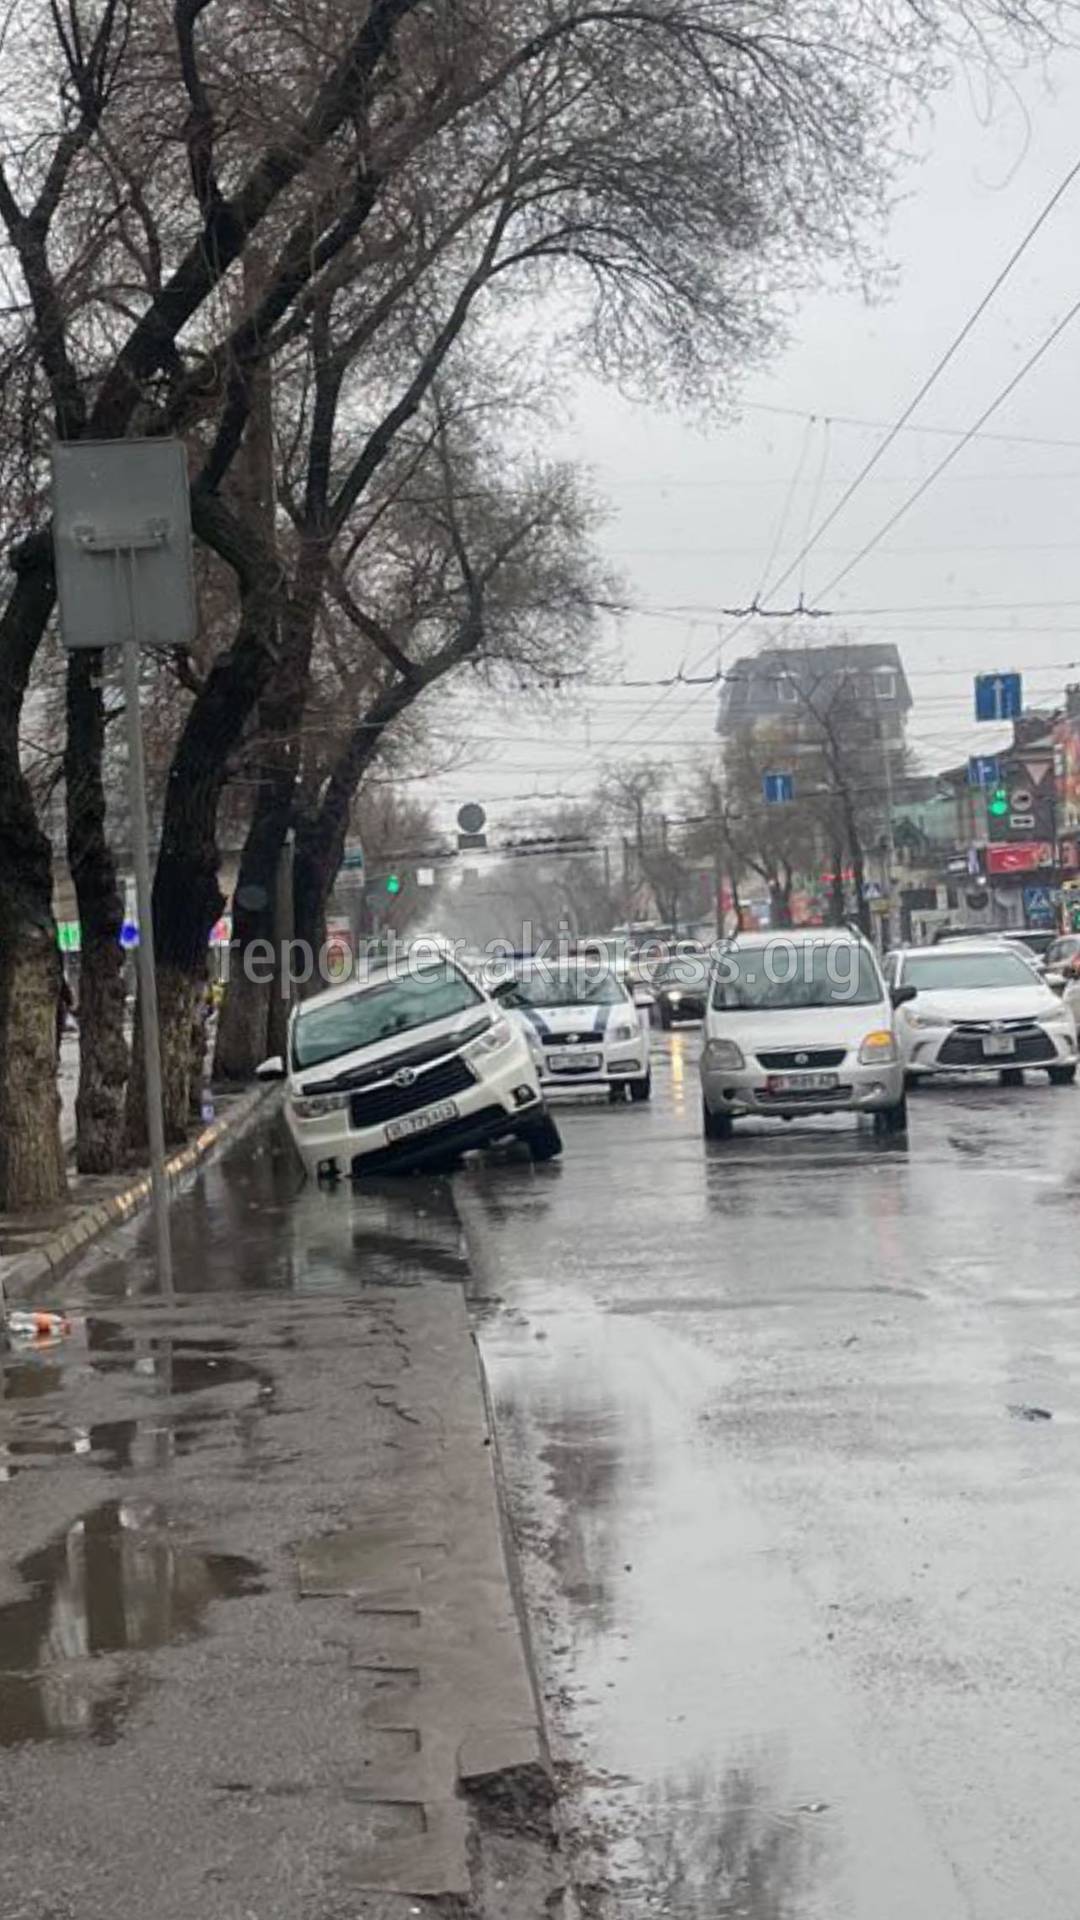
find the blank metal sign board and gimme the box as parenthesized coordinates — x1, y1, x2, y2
(51, 439, 196, 650)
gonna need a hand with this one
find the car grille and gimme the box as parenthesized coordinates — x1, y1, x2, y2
(756, 1047, 847, 1070)
(539, 1030, 603, 1047)
(756, 1084, 853, 1105)
(937, 1025, 1054, 1068)
(300, 1018, 491, 1096)
(349, 1055, 476, 1129)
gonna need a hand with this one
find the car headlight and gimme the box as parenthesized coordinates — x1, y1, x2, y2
(906, 1010, 949, 1031)
(466, 1015, 515, 1059)
(704, 1038, 745, 1070)
(1038, 1008, 1074, 1027)
(609, 1023, 636, 1043)
(667, 990, 683, 1002)
(290, 1090, 350, 1120)
(858, 1029, 898, 1065)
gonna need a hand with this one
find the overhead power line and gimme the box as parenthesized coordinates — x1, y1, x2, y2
(595, 149, 1080, 758)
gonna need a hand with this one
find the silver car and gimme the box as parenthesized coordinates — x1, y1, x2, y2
(699, 930, 909, 1140)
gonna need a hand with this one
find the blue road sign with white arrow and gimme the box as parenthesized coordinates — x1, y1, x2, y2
(974, 673, 1022, 723)
(762, 772, 794, 805)
(967, 755, 1001, 787)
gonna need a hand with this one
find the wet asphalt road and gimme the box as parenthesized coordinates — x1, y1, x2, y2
(5, 1031, 1080, 1916)
(460, 1027, 1080, 1919)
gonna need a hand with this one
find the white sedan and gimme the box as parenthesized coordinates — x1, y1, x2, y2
(884, 942, 1078, 1086)
(489, 959, 652, 1102)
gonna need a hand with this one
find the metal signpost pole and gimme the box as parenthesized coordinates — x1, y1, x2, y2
(51, 439, 197, 1299)
(119, 552, 173, 1292)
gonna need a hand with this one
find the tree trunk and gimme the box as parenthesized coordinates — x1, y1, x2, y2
(768, 880, 793, 928)
(65, 651, 129, 1173)
(126, 568, 280, 1149)
(0, 552, 66, 1211)
(828, 849, 845, 927)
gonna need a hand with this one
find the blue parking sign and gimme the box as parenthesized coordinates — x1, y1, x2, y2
(974, 673, 1022, 723)
(967, 755, 1000, 787)
(762, 772, 794, 805)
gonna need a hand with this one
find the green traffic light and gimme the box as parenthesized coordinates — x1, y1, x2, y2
(989, 787, 1009, 817)
(385, 873, 402, 895)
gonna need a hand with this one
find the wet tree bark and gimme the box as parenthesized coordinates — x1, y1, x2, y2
(125, 526, 280, 1149)
(65, 651, 128, 1173)
(0, 547, 66, 1211)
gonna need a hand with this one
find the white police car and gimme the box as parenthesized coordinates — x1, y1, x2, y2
(490, 958, 651, 1103)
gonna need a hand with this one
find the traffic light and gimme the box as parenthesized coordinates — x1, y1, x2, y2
(385, 873, 402, 896)
(988, 785, 1009, 818)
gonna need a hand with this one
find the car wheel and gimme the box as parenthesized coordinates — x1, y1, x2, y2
(1048, 1064, 1077, 1085)
(873, 1097, 908, 1137)
(629, 1071, 652, 1103)
(1000, 1068, 1025, 1087)
(517, 1109, 563, 1162)
(903, 1070, 922, 1091)
(702, 1096, 733, 1140)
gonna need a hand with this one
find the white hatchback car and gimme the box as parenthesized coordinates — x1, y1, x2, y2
(884, 941, 1078, 1085)
(489, 958, 652, 1103)
(259, 958, 562, 1179)
(699, 929, 908, 1138)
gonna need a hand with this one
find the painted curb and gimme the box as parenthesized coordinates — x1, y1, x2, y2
(0, 1083, 280, 1311)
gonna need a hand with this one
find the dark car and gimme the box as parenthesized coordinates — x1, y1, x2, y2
(652, 956, 711, 1028)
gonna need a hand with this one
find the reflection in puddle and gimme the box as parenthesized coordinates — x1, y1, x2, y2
(0, 1415, 212, 1483)
(592, 1761, 815, 1920)
(0, 1356, 64, 1403)
(0, 1501, 263, 1747)
(85, 1323, 272, 1396)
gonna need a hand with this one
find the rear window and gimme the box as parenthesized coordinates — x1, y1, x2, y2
(293, 966, 481, 1067)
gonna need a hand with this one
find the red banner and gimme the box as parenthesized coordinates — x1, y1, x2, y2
(985, 841, 1054, 875)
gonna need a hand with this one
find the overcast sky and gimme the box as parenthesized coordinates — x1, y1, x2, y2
(425, 43, 1080, 831)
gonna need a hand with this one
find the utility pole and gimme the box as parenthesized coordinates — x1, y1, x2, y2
(877, 712, 898, 951)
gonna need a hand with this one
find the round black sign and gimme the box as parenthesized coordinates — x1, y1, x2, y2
(457, 802, 486, 834)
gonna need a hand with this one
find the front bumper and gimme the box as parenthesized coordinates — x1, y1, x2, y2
(539, 1035, 647, 1090)
(700, 1057, 904, 1118)
(903, 1022, 1078, 1075)
(285, 1034, 543, 1177)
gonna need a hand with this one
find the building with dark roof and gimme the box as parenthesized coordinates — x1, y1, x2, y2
(717, 643, 912, 738)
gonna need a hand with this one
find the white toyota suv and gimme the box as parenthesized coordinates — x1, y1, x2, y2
(699, 928, 909, 1139)
(259, 958, 562, 1179)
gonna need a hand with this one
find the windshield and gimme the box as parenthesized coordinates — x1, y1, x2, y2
(711, 941, 883, 1011)
(903, 950, 1041, 991)
(293, 966, 481, 1067)
(501, 967, 625, 1009)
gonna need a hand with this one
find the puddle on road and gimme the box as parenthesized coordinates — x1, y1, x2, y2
(0, 1500, 264, 1747)
(85, 1323, 274, 1397)
(0, 1414, 215, 1483)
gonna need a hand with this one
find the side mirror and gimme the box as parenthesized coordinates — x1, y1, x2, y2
(890, 984, 917, 1008)
(1045, 971, 1067, 996)
(488, 977, 519, 1003)
(255, 1055, 286, 1081)
(631, 982, 655, 1007)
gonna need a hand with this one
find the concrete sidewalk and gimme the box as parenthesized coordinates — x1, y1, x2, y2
(0, 1123, 555, 1919)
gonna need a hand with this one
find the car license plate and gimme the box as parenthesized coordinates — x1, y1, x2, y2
(384, 1100, 458, 1143)
(548, 1050, 602, 1071)
(766, 1072, 838, 1093)
(982, 1034, 1016, 1057)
